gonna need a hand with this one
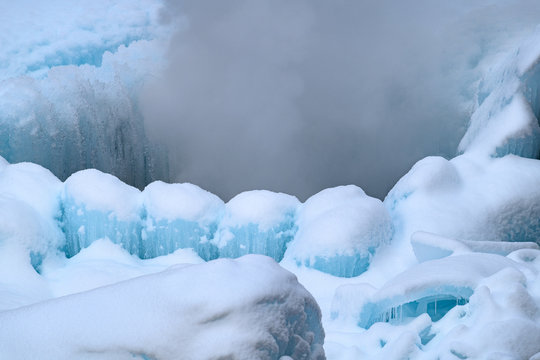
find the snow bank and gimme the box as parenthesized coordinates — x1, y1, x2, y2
(0, 161, 63, 272)
(63, 169, 143, 257)
(0, 255, 325, 360)
(213, 190, 299, 261)
(386, 155, 540, 254)
(142, 181, 224, 260)
(285, 186, 393, 277)
(329, 251, 540, 359)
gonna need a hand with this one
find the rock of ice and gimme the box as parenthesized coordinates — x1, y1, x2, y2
(213, 190, 299, 261)
(141, 181, 224, 260)
(284, 186, 393, 278)
(62, 169, 143, 257)
(0, 255, 326, 360)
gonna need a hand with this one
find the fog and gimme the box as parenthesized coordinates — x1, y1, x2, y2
(142, 0, 540, 200)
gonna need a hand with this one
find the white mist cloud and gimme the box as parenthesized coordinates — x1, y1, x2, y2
(142, 0, 540, 200)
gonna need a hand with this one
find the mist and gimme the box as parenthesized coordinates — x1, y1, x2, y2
(141, 0, 540, 201)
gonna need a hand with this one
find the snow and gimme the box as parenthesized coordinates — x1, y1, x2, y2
(459, 29, 540, 159)
(284, 186, 393, 277)
(386, 155, 540, 264)
(63, 169, 143, 257)
(141, 181, 224, 260)
(143, 181, 223, 223)
(2, 1, 540, 359)
(411, 231, 539, 262)
(0, 0, 170, 187)
(0, 255, 325, 360)
(213, 190, 299, 261)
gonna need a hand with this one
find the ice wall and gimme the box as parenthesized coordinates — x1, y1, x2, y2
(213, 191, 299, 262)
(63, 169, 143, 257)
(142, 181, 224, 260)
(0, 161, 397, 280)
(459, 29, 540, 159)
(0, 0, 170, 188)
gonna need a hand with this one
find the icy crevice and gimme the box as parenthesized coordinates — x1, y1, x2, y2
(358, 287, 473, 329)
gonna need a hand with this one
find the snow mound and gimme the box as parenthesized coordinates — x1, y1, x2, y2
(285, 186, 393, 278)
(0, 255, 325, 360)
(386, 155, 540, 256)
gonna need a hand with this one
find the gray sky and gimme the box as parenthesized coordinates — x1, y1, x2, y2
(142, 0, 540, 200)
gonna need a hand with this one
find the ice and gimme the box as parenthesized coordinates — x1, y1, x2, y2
(284, 186, 393, 278)
(3, 2, 540, 359)
(0, 1, 170, 187)
(141, 181, 224, 260)
(213, 190, 299, 261)
(0, 255, 325, 360)
(355, 254, 516, 328)
(62, 169, 143, 257)
(459, 30, 540, 159)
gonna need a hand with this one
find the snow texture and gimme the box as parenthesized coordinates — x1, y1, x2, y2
(284, 186, 393, 277)
(0, 255, 325, 360)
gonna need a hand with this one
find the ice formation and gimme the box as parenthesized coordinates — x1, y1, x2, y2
(0, 0, 170, 187)
(284, 186, 393, 277)
(213, 190, 299, 262)
(142, 181, 224, 260)
(2, 1, 540, 359)
(459, 28, 540, 159)
(63, 169, 143, 257)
